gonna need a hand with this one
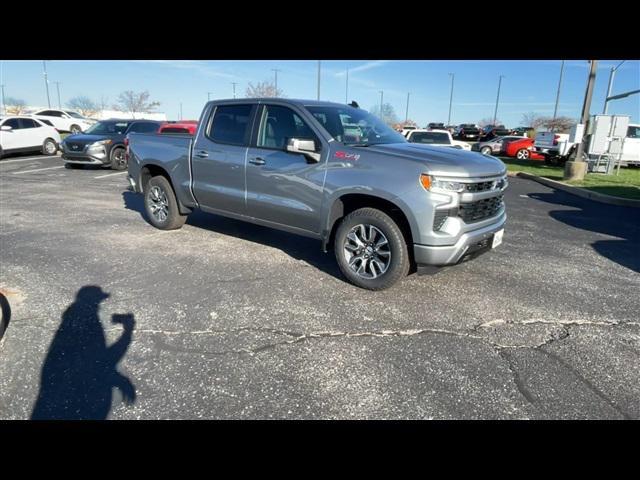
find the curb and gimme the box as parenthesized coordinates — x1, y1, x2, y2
(510, 171, 640, 208)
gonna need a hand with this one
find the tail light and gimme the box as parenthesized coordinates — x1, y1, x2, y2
(553, 134, 560, 146)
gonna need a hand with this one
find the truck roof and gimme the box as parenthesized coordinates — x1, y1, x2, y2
(207, 98, 352, 109)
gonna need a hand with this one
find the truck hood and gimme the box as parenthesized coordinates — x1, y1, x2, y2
(363, 143, 506, 178)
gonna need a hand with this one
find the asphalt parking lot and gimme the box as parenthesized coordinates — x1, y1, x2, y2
(1, 153, 639, 419)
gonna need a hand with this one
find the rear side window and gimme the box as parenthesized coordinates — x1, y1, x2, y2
(208, 105, 252, 146)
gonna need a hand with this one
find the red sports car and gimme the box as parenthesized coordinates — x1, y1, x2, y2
(503, 137, 544, 160)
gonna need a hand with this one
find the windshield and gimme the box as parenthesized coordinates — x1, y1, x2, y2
(65, 110, 86, 119)
(305, 105, 406, 146)
(410, 132, 451, 144)
(84, 121, 130, 135)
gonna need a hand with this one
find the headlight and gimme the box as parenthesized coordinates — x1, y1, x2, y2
(420, 175, 465, 193)
(90, 139, 112, 147)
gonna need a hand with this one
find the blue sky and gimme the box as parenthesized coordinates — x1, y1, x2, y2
(1, 60, 638, 126)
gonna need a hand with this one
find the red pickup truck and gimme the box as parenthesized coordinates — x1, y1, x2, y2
(159, 120, 198, 135)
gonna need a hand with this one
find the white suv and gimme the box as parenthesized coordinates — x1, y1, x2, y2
(31, 109, 97, 134)
(0, 116, 61, 158)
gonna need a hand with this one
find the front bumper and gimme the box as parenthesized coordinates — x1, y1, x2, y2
(62, 150, 110, 165)
(413, 212, 506, 266)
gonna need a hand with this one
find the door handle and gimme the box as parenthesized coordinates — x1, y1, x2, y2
(249, 157, 265, 165)
(195, 150, 209, 158)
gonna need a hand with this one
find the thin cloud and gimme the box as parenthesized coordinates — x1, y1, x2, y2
(335, 61, 388, 77)
(132, 60, 239, 80)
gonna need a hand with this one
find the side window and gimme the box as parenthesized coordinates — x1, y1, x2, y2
(258, 105, 317, 150)
(208, 104, 252, 146)
(128, 122, 159, 133)
(627, 126, 640, 139)
(4, 118, 22, 129)
(19, 119, 39, 129)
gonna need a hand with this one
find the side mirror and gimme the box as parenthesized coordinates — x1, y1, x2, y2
(1, 125, 12, 131)
(286, 138, 321, 162)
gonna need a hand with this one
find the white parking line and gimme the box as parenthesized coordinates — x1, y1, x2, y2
(0, 155, 59, 165)
(94, 171, 128, 179)
(13, 165, 65, 174)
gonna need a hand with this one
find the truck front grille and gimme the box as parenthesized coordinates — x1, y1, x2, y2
(459, 195, 504, 223)
(464, 178, 506, 192)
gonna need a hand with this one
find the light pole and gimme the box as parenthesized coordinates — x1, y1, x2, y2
(0, 84, 6, 115)
(272, 68, 281, 97)
(42, 60, 51, 108)
(565, 60, 598, 181)
(405, 92, 410, 123)
(493, 75, 505, 126)
(317, 61, 321, 100)
(603, 60, 626, 114)
(232, 82, 237, 99)
(345, 68, 349, 104)
(447, 73, 455, 126)
(207, 92, 213, 101)
(54, 81, 62, 109)
(552, 60, 565, 122)
(180, 102, 183, 120)
(379, 91, 384, 123)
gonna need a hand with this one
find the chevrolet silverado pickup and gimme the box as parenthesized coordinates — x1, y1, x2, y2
(127, 99, 508, 290)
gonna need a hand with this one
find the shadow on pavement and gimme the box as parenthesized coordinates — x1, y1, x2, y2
(528, 189, 640, 273)
(122, 190, 343, 280)
(31, 286, 137, 420)
(0, 292, 10, 341)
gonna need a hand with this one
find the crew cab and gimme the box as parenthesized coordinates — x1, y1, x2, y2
(30, 109, 97, 134)
(455, 124, 481, 140)
(406, 129, 472, 151)
(127, 99, 507, 290)
(0, 115, 61, 158)
(480, 125, 511, 141)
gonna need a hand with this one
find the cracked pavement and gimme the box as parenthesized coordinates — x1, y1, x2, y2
(1, 154, 639, 419)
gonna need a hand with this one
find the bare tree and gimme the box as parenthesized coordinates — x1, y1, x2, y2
(521, 112, 546, 129)
(66, 96, 99, 117)
(542, 116, 575, 133)
(114, 90, 160, 118)
(245, 80, 283, 98)
(392, 119, 418, 131)
(369, 103, 399, 126)
(479, 117, 502, 127)
(5, 97, 27, 115)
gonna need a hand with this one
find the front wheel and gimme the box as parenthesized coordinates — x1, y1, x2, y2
(144, 175, 187, 230)
(480, 146, 492, 155)
(334, 208, 410, 290)
(110, 147, 127, 170)
(516, 148, 530, 160)
(42, 138, 57, 155)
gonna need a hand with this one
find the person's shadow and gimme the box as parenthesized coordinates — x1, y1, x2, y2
(31, 286, 136, 420)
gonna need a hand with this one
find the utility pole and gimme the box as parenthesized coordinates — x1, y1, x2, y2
(564, 60, 598, 181)
(603, 60, 626, 114)
(272, 68, 281, 97)
(42, 60, 51, 108)
(405, 92, 410, 123)
(317, 60, 321, 100)
(552, 60, 565, 122)
(493, 75, 505, 126)
(379, 91, 384, 123)
(207, 92, 213, 102)
(0, 84, 6, 115)
(447, 73, 455, 126)
(180, 102, 183, 120)
(232, 82, 237, 99)
(54, 81, 62, 109)
(345, 68, 349, 104)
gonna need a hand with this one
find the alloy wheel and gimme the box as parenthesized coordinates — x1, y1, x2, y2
(343, 224, 391, 279)
(148, 186, 169, 222)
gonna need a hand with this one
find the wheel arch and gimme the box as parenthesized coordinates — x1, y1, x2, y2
(139, 163, 192, 215)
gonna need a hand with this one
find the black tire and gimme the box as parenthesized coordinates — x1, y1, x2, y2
(65, 162, 83, 169)
(334, 207, 410, 290)
(480, 146, 492, 155)
(515, 148, 530, 160)
(70, 124, 82, 134)
(110, 147, 127, 170)
(42, 138, 57, 156)
(144, 175, 187, 230)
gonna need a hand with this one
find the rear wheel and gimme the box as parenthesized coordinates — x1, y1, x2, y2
(144, 175, 187, 230)
(42, 138, 57, 155)
(110, 147, 127, 170)
(70, 124, 82, 134)
(334, 208, 410, 290)
(480, 146, 492, 155)
(516, 148, 530, 160)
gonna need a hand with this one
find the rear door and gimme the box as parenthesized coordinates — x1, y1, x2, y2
(191, 103, 256, 214)
(245, 103, 326, 233)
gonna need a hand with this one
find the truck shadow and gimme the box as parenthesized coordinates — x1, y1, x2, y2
(31, 285, 137, 420)
(122, 191, 343, 280)
(527, 189, 640, 274)
(0, 292, 11, 341)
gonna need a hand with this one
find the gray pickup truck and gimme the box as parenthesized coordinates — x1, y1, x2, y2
(127, 99, 507, 290)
